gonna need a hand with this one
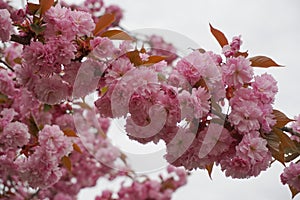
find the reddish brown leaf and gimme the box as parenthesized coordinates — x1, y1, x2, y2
(143, 56, 166, 66)
(101, 30, 133, 40)
(273, 128, 298, 152)
(209, 23, 229, 48)
(61, 156, 72, 172)
(289, 185, 300, 199)
(126, 50, 143, 66)
(93, 13, 115, 36)
(205, 164, 214, 180)
(39, 0, 54, 15)
(273, 109, 294, 128)
(268, 144, 285, 165)
(27, 3, 41, 15)
(73, 143, 83, 154)
(249, 56, 282, 68)
(63, 128, 78, 137)
(234, 51, 248, 58)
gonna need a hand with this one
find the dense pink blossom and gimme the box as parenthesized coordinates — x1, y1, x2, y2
(18, 125, 73, 189)
(222, 56, 253, 88)
(38, 125, 73, 158)
(1, 121, 30, 149)
(221, 132, 271, 178)
(44, 4, 75, 40)
(252, 73, 278, 104)
(0, 69, 16, 97)
(281, 162, 300, 191)
(91, 37, 115, 58)
(0, 9, 12, 42)
(0, 108, 17, 128)
(33, 76, 70, 105)
(68, 10, 95, 36)
(105, 57, 134, 83)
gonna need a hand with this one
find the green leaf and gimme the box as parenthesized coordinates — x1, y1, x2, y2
(273, 109, 294, 128)
(101, 30, 133, 40)
(209, 23, 228, 48)
(250, 56, 283, 68)
(30, 24, 46, 35)
(93, 13, 115, 36)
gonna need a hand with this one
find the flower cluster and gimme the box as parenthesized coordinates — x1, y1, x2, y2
(1, 0, 300, 199)
(95, 165, 187, 200)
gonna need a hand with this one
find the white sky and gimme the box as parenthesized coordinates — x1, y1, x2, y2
(12, 0, 300, 199)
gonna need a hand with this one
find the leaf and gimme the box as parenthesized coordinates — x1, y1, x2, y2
(101, 30, 133, 40)
(205, 163, 214, 180)
(289, 185, 300, 199)
(268, 144, 285, 165)
(39, 0, 54, 15)
(63, 128, 78, 137)
(93, 13, 115, 36)
(144, 56, 166, 66)
(73, 143, 83, 154)
(13, 57, 22, 65)
(209, 23, 229, 48)
(126, 50, 143, 66)
(27, 3, 41, 15)
(28, 115, 40, 137)
(234, 51, 248, 58)
(61, 156, 72, 172)
(249, 56, 282, 68)
(30, 24, 45, 35)
(273, 109, 294, 128)
(273, 127, 298, 152)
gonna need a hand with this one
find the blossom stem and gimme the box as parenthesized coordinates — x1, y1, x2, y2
(0, 59, 14, 72)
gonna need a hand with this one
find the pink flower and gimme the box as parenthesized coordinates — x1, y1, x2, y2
(3, 43, 23, 67)
(281, 162, 300, 191)
(84, 0, 104, 13)
(38, 125, 73, 158)
(199, 123, 235, 158)
(44, 4, 75, 41)
(222, 56, 253, 88)
(0, 108, 17, 128)
(72, 59, 106, 98)
(175, 58, 200, 86)
(0, 9, 12, 42)
(105, 57, 134, 83)
(221, 132, 271, 178)
(166, 128, 196, 162)
(68, 10, 95, 36)
(229, 100, 262, 134)
(190, 87, 211, 119)
(252, 73, 278, 104)
(91, 37, 115, 58)
(292, 115, 300, 133)
(33, 76, 70, 105)
(1, 122, 30, 149)
(0, 69, 16, 97)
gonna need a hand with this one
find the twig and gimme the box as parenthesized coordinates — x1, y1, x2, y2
(0, 60, 14, 72)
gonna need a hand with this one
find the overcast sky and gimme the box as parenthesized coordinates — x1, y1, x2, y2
(19, 0, 300, 199)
